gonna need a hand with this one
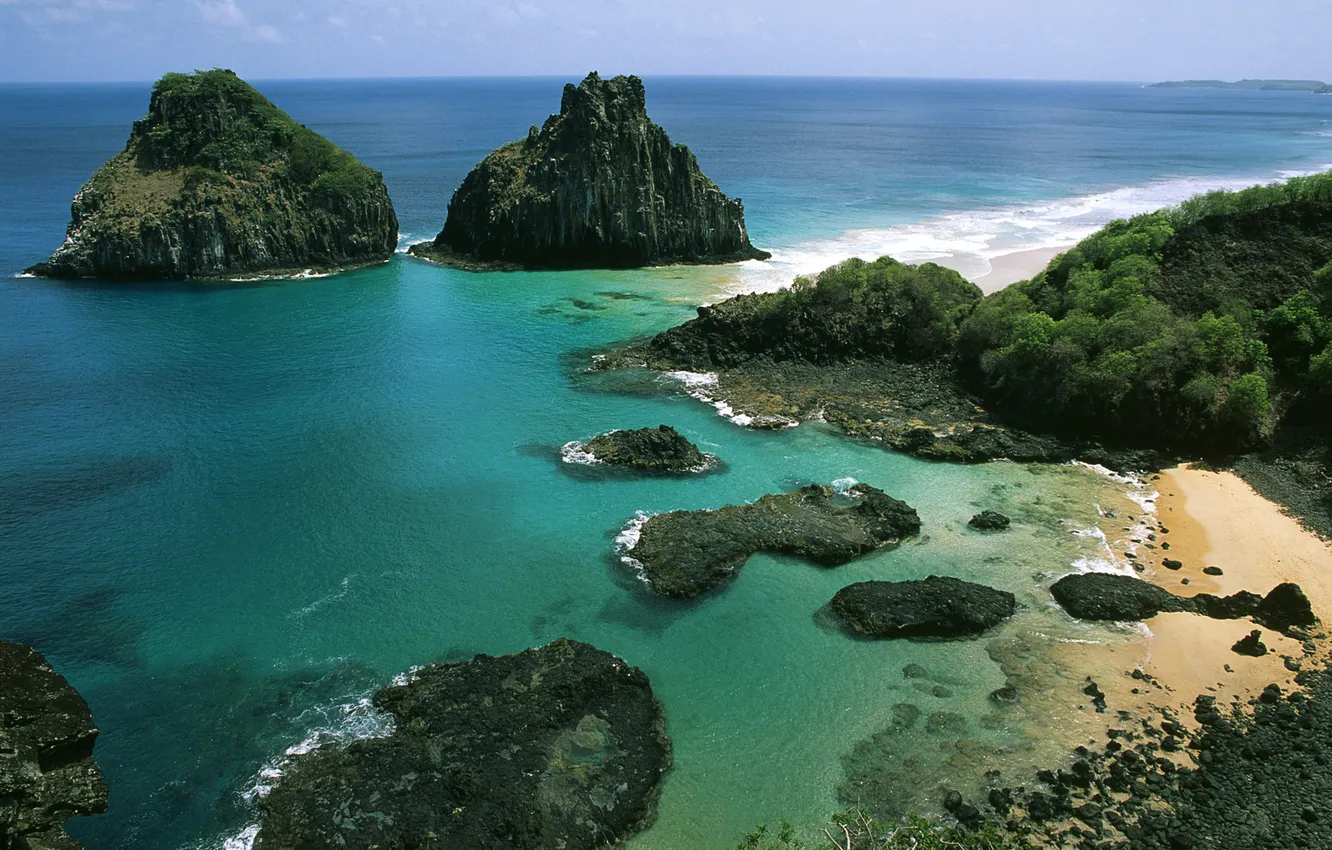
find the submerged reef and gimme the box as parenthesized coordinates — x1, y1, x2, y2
(0, 641, 109, 850)
(830, 576, 1017, 639)
(255, 639, 670, 850)
(622, 482, 920, 599)
(564, 425, 715, 473)
(28, 69, 397, 280)
(409, 72, 768, 270)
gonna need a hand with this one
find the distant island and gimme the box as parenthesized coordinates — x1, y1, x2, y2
(27, 69, 398, 281)
(409, 72, 770, 271)
(1152, 79, 1331, 93)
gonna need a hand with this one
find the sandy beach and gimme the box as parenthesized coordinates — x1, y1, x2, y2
(971, 247, 1065, 293)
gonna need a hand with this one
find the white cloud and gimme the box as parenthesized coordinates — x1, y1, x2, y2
(328, 14, 347, 27)
(196, 0, 283, 43)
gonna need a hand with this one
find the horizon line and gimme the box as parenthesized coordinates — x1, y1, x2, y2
(0, 72, 1165, 87)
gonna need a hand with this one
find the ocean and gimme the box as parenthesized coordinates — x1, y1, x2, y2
(1, 76, 1329, 849)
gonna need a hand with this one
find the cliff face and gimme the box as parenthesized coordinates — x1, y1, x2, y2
(410, 72, 769, 270)
(0, 642, 109, 850)
(28, 70, 398, 280)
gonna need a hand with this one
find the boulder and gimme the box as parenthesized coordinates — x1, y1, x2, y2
(410, 72, 768, 270)
(1254, 582, 1318, 635)
(625, 483, 920, 598)
(829, 576, 1016, 639)
(256, 639, 670, 850)
(1232, 630, 1269, 657)
(0, 642, 109, 850)
(28, 70, 397, 280)
(968, 510, 1011, 531)
(1050, 573, 1193, 621)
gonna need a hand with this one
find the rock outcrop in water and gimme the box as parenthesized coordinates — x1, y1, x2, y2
(567, 425, 715, 473)
(256, 639, 670, 850)
(623, 483, 920, 598)
(0, 641, 109, 850)
(27, 69, 397, 280)
(830, 576, 1016, 639)
(409, 72, 769, 270)
(1051, 573, 1317, 636)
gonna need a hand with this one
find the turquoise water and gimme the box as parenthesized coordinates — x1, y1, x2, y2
(2, 78, 1330, 849)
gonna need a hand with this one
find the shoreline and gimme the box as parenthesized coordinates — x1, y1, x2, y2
(1141, 466, 1332, 703)
(968, 247, 1065, 293)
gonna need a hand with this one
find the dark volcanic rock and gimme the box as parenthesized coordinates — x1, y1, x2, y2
(830, 576, 1016, 639)
(1232, 629, 1269, 657)
(1255, 582, 1318, 635)
(1051, 573, 1194, 621)
(0, 642, 109, 850)
(410, 72, 768, 270)
(623, 483, 920, 598)
(28, 70, 397, 281)
(256, 639, 670, 850)
(968, 510, 1011, 531)
(571, 425, 714, 473)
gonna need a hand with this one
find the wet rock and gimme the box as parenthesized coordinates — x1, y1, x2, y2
(830, 576, 1016, 639)
(1203, 566, 1224, 576)
(989, 684, 1020, 705)
(1051, 573, 1193, 621)
(931, 685, 953, 698)
(256, 639, 670, 850)
(0, 642, 109, 849)
(573, 425, 714, 473)
(411, 72, 768, 270)
(626, 483, 919, 598)
(902, 663, 929, 679)
(968, 510, 1011, 531)
(1163, 558, 1184, 570)
(1232, 630, 1268, 657)
(1083, 679, 1108, 713)
(28, 70, 396, 280)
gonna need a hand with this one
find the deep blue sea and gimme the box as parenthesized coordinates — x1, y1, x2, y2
(2, 77, 1331, 850)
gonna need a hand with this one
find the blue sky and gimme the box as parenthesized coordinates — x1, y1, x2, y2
(1, 0, 1329, 83)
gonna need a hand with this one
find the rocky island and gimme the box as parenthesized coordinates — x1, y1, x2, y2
(621, 482, 920, 598)
(256, 639, 670, 850)
(409, 72, 769, 270)
(562, 425, 716, 473)
(27, 69, 398, 280)
(0, 641, 109, 850)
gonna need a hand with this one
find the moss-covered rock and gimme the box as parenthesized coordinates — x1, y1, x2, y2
(255, 639, 670, 850)
(0, 642, 109, 850)
(28, 69, 398, 280)
(409, 72, 768, 270)
(622, 482, 920, 598)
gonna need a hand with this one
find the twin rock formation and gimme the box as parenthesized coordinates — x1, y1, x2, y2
(30, 70, 766, 280)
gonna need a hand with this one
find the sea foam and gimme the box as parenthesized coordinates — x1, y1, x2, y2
(731, 164, 1332, 295)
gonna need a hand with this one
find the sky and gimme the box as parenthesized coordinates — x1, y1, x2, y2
(0, 0, 1329, 83)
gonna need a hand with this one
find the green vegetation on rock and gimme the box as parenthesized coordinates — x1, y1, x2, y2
(29, 69, 397, 280)
(959, 173, 1332, 452)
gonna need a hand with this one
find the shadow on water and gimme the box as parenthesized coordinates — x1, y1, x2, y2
(67, 651, 382, 850)
(8, 588, 145, 668)
(0, 455, 171, 525)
